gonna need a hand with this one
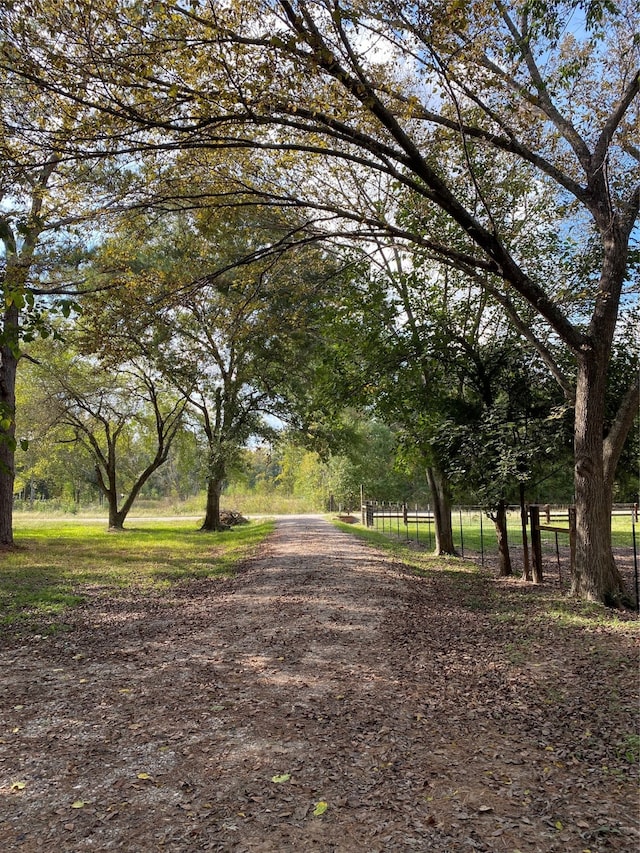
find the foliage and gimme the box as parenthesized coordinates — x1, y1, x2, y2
(24, 339, 186, 528)
(1, 0, 638, 598)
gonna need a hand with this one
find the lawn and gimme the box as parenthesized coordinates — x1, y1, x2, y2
(333, 519, 640, 632)
(367, 506, 638, 552)
(1, 518, 274, 634)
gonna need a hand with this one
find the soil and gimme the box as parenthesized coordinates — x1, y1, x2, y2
(0, 515, 638, 852)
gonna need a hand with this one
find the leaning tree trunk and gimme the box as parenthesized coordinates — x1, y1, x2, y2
(571, 351, 626, 604)
(0, 304, 19, 546)
(426, 465, 457, 555)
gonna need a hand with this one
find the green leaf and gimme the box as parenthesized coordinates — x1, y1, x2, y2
(313, 800, 328, 816)
(271, 773, 291, 783)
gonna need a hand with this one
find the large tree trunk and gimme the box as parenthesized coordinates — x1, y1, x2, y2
(201, 456, 227, 532)
(0, 304, 19, 546)
(108, 505, 127, 530)
(491, 500, 512, 577)
(94, 461, 125, 531)
(426, 465, 457, 555)
(104, 479, 125, 531)
(571, 351, 626, 604)
(201, 476, 225, 531)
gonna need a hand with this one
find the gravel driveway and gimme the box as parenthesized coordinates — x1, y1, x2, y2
(1, 515, 638, 852)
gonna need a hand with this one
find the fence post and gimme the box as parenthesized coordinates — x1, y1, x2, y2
(632, 513, 639, 614)
(529, 505, 544, 583)
(568, 505, 576, 587)
(520, 484, 531, 582)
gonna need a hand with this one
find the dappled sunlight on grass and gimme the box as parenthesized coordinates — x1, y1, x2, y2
(334, 520, 640, 634)
(1, 519, 275, 633)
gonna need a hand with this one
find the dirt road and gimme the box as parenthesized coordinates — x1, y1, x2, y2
(1, 515, 637, 851)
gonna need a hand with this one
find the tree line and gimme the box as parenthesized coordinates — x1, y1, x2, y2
(0, 0, 638, 604)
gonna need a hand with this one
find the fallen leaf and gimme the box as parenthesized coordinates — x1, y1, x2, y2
(71, 800, 86, 809)
(11, 781, 26, 791)
(271, 773, 291, 783)
(313, 801, 328, 816)
(137, 773, 152, 781)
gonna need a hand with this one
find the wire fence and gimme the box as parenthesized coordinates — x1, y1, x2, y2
(361, 501, 639, 609)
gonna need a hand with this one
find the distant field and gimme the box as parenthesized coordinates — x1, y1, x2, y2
(13, 491, 322, 518)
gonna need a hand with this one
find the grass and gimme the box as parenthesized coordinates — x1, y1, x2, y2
(369, 508, 638, 553)
(333, 518, 640, 634)
(1, 518, 274, 634)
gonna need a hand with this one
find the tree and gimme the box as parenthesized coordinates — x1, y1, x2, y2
(0, 33, 149, 542)
(78, 205, 347, 530)
(441, 341, 572, 578)
(33, 347, 186, 529)
(4, 0, 638, 601)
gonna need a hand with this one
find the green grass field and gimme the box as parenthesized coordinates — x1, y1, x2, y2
(368, 507, 637, 553)
(333, 519, 640, 632)
(1, 518, 274, 633)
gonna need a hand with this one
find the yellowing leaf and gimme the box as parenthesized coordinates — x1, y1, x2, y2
(313, 801, 328, 816)
(71, 800, 85, 809)
(271, 773, 291, 783)
(11, 781, 26, 791)
(555, 820, 563, 830)
(137, 773, 152, 780)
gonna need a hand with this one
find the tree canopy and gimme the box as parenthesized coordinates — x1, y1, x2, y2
(1, 0, 638, 601)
